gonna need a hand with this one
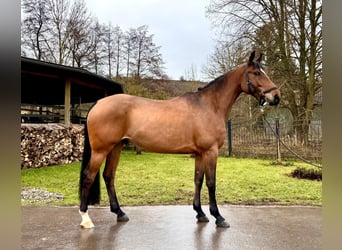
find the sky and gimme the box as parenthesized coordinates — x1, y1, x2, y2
(85, 0, 215, 81)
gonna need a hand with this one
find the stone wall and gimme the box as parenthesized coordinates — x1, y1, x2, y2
(21, 124, 84, 169)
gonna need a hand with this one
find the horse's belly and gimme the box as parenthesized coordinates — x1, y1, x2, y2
(127, 124, 196, 154)
(126, 118, 225, 154)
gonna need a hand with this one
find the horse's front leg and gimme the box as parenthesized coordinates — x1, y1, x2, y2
(204, 149, 230, 228)
(193, 154, 209, 223)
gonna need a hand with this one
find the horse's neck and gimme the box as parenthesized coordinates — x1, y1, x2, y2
(203, 71, 242, 118)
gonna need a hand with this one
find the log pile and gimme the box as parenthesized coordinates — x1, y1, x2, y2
(21, 124, 84, 169)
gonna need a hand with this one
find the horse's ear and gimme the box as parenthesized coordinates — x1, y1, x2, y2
(248, 51, 255, 65)
(257, 53, 263, 62)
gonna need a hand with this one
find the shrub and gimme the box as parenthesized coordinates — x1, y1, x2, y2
(290, 167, 322, 181)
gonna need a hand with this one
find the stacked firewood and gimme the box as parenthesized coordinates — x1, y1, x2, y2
(21, 124, 84, 169)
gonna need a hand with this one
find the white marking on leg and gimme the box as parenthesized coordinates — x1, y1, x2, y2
(79, 210, 95, 228)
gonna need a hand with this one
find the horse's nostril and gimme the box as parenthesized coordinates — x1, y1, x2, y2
(274, 94, 280, 105)
(269, 94, 280, 106)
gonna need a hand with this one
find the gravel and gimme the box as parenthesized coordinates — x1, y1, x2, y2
(21, 188, 64, 203)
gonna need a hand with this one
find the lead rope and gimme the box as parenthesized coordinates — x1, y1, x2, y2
(260, 106, 322, 169)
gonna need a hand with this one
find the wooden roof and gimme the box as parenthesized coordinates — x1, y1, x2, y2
(21, 57, 123, 105)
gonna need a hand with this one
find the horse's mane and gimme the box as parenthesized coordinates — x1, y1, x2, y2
(197, 60, 262, 92)
(197, 73, 227, 91)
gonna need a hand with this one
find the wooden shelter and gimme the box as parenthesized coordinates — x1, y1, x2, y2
(21, 57, 123, 124)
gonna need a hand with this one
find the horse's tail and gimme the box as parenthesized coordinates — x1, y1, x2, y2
(79, 102, 100, 204)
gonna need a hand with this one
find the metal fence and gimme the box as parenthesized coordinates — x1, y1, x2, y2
(221, 118, 322, 163)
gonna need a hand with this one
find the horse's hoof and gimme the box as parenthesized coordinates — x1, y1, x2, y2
(215, 219, 230, 228)
(196, 215, 209, 223)
(79, 210, 95, 228)
(80, 220, 95, 228)
(117, 214, 129, 222)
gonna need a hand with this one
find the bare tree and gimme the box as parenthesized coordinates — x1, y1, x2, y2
(102, 23, 114, 78)
(112, 26, 124, 78)
(144, 42, 165, 79)
(123, 28, 136, 77)
(85, 19, 107, 75)
(121, 26, 164, 79)
(21, 1, 166, 80)
(22, 0, 94, 67)
(207, 0, 322, 144)
(102, 24, 124, 78)
(67, 0, 93, 68)
(44, 0, 72, 64)
(202, 41, 245, 80)
(21, 0, 50, 60)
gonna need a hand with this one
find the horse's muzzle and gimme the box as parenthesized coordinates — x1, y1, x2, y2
(260, 93, 280, 106)
(268, 94, 280, 106)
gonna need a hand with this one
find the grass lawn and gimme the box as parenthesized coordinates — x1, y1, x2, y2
(21, 150, 322, 206)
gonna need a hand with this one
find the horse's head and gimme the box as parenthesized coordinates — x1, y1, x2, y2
(240, 51, 281, 106)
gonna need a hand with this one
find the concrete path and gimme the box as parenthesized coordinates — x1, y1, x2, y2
(21, 205, 321, 250)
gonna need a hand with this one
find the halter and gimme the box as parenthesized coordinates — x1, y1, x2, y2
(244, 65, 278, 95)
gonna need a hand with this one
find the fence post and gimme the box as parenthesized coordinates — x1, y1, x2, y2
(227, 119, 232, 157)
(275, 118, 281, 162)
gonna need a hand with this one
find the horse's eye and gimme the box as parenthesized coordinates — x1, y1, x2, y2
(254, 71, 261, 76)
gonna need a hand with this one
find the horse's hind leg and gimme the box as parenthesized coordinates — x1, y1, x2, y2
(103, 142, 129, 222)
(79, 152, 105, 228)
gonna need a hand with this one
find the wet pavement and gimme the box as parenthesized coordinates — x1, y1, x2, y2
(22, 205, 321, 250)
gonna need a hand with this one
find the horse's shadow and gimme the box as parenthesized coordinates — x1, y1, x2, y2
(194, 222, 225, 250)
(77, 221, 127, 249)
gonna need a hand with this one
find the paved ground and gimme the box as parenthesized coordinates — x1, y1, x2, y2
(22, 205, 321, 250)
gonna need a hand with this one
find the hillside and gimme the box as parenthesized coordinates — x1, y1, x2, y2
(120, 77, 207, 99)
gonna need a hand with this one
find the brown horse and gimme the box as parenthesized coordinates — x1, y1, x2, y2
(79, 51, 280, 228)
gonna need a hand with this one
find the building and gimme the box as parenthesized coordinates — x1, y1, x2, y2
(21, 57, 123, 124)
